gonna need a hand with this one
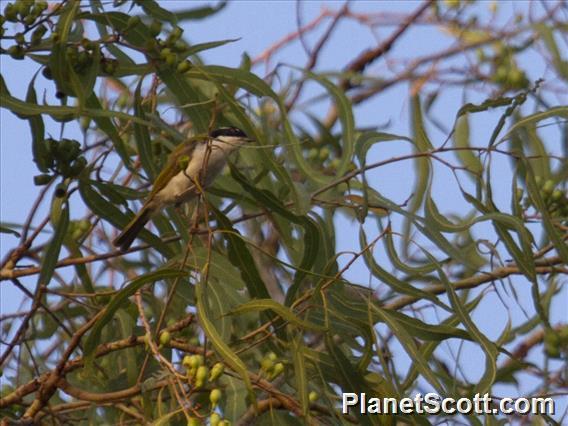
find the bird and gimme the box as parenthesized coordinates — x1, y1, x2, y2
(113, 126, 253, 251)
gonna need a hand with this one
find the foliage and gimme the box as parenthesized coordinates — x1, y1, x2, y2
(0, 0, 566, 424)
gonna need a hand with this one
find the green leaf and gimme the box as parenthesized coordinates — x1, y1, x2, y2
(139, 0, 177, 23)
(157, 67, 210, 133)
(359, 228, 447, 309)
(185, 39, 240, 57)
(536, 24, 568, 80)
(210, 206, 270, 300)
(196, 274, 255, 404)
(84, 269, 186, 362)
(453, 114, 482, 177)
(0, 225, 21, 237)
(173, 1, 227, 21)
(524, 162, 568, 264)
(221, 376, 248, 420)
(428, 257, 498, 395)
(133, 77, 157, 180)
(402, 95, 432, 256)
(230, 299, 326, 332)
(291, 336, 309, 418)
(85, 93, 131, 168)
(38, 201, 69, 287)
(49, 0, 81, 97)
(203, 73, 302, 215)
(228, 166, 319, 305)
(0, 84, 150, 131)
(500, 106, 568, 142)
(25, 76, 47, 173)
(371, 304, 446, 394)
(303, 69, 355, 177)
(456, 96, 515, 118)
(78, 176, 172, 257)
(378, 309, 473, 342)
(324, 336, 378, 426)
(401, 296, 483, 391)
(355, 131, 413, 166)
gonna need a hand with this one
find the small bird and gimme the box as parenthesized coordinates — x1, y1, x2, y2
(113, 126, 253, 251)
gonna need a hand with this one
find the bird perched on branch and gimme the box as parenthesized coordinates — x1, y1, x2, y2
(113, 126, 253, 251)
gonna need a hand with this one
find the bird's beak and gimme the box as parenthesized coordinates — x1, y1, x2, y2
(244, 137, 255, 143)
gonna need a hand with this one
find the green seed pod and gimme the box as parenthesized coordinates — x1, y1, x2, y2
(8, 45, 25, 60)
(36, 1, 48, 12)
(319, 147, 330, 161)
(270, 362, 284, 380)
(508, 68, 527, 88)
(544, 330, 561, 358)
(102, 59, 119, 75)
(77, 219, 90, 232)
(165, 52, 176, 67)
(34, 174, 52, 186)
(30, 4, 43, 18)
(69, 157, 87, 177)
(329, 158, 340, 170)
(159, 47, 172, 59)
(4, 4, 18, 22)
(260, 357, 274, 372)
(177, 59, 191, 73)
(14, 32, 25, 45)
(209, 388, 222, 407)
(534, 176, 542, 187)
(54, 182, 67, 198)
(170, 27, 183, 41)
(195, 365, 208, 382)
(31, 25, 47, 45)
(494, 66, 508, 84)
(159, 330, 171, 346)
(23, 13, 34, 25)
(149, 20, 162, 37)
(189, 355, 204, 369)
(57, 139, 81, 162)
(46, 138, 57, 154)
(75, 51, 91, 71)
(182, 355, 192, 368)
(308, 391, 319, 402)
(173, 40, 188, 53)
(209, 362, 224, 382)
(209, 413, 221, 426)
(551, 190, 563, 202)
(542, 180, 555, 195)
(16, 0, 32, 18)
(187, 417, 200, 426)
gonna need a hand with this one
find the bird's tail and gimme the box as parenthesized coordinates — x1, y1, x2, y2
(113, 205, 153, 251)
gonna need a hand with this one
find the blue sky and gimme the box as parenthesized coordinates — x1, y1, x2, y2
(1, 0, 566, 419)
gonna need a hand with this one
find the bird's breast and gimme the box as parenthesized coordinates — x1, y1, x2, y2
(155, 143, 233, 205)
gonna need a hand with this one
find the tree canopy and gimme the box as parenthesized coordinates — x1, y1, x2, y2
(0, 1, 566, 424)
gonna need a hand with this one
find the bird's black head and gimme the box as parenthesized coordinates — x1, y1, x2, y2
(209, 127, 248, 139)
